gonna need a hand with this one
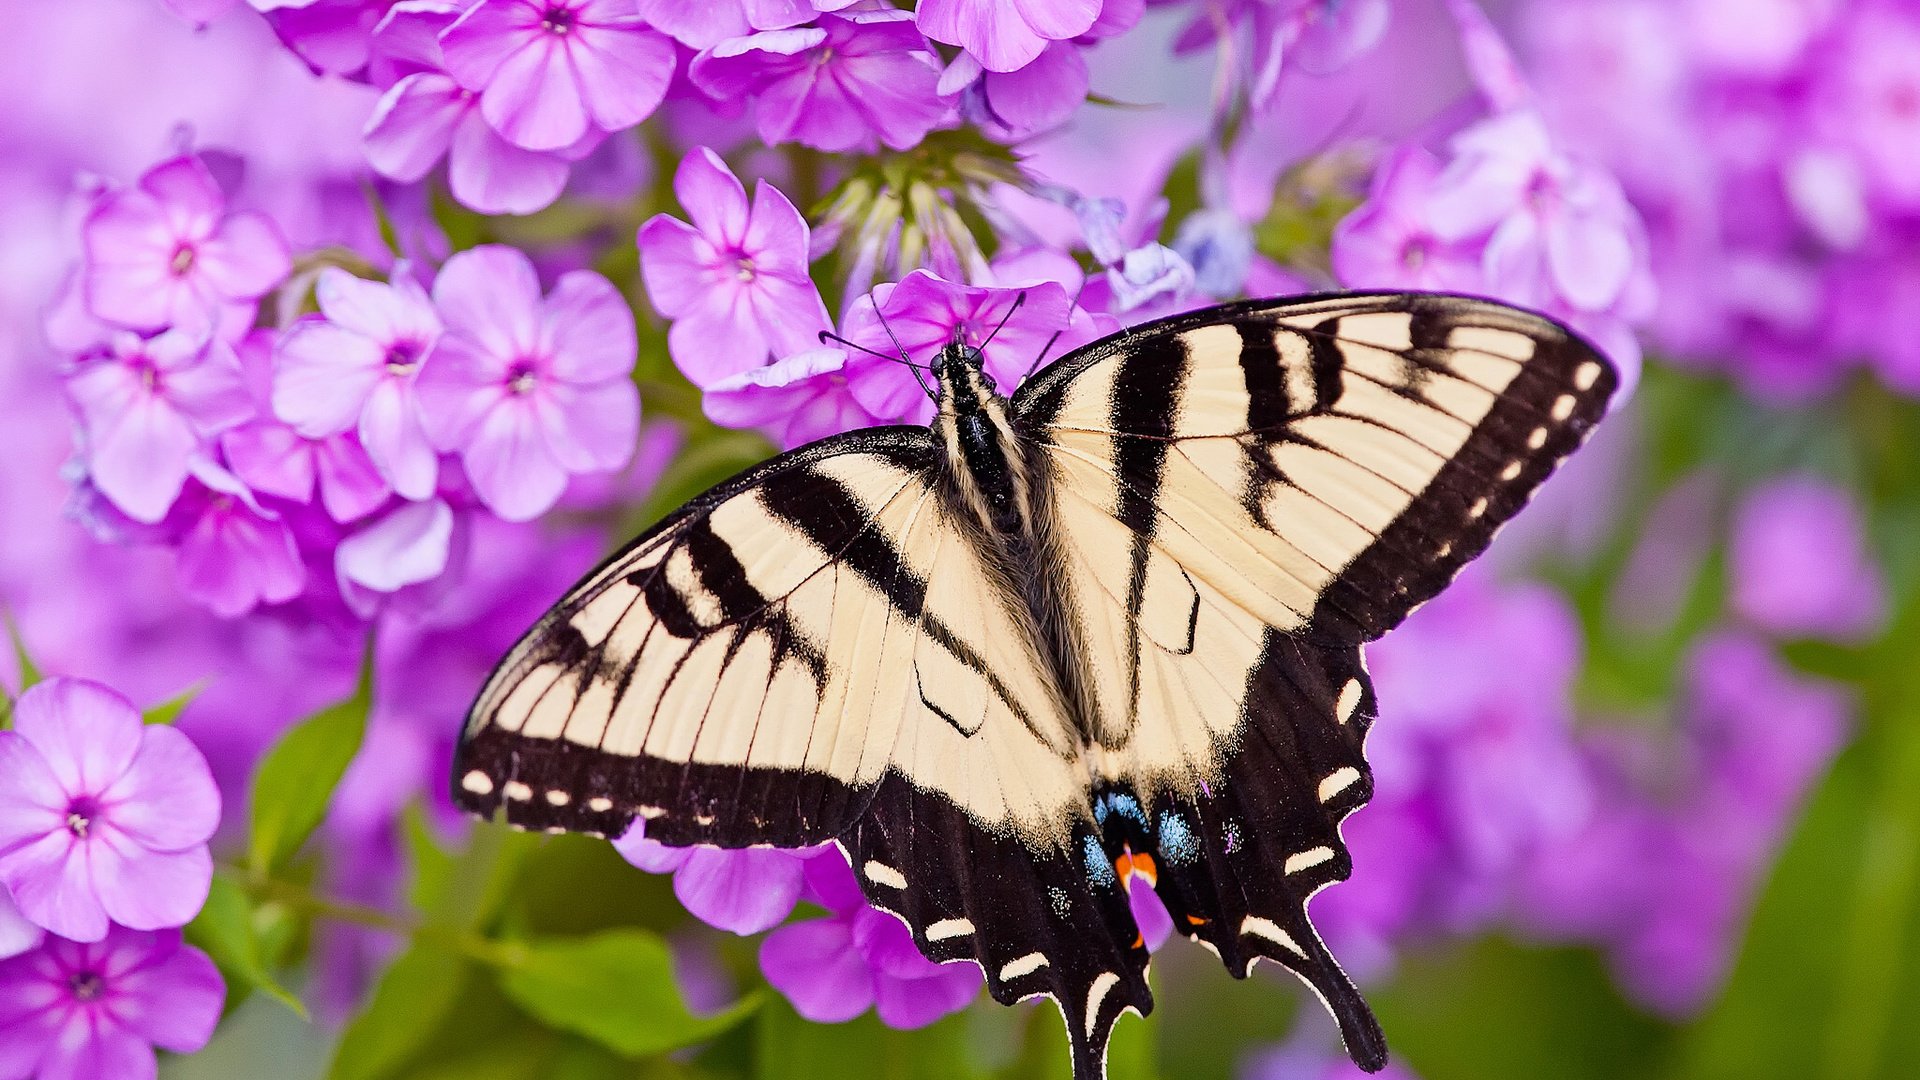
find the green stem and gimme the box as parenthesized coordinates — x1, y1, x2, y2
(242, 873, 523, 970)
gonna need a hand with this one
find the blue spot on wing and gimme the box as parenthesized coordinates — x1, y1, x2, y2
(1083, 834, 1116, 888)
(1157, 811, 1200, 865)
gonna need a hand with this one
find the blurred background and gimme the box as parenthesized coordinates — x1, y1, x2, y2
(3, 1, 1918, 1078)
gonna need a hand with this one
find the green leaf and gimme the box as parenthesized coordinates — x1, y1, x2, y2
(184, 870, 307, 1019)
(142, 681, 203, 725)
(496, 929, 760, 1058)
(1, 610, 42, 729)
(248, 641, 374, 876)
(329, 944, 473, 1080)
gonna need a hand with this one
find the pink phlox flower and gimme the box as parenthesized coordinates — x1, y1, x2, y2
(1067, 194, 1200, 319)
(0, 680, 221, 943)
(0, 925, 223, 1080)
(440, 0, 675, 152)
(758, 852, 980, 1027)
(1171, 208, 1255, 299)
(167, 465, 309, 618)
(691, 10, 953, 154)
(915, 0, 1100, 74)
(364, 4, 601, 215)
(1729, 475, 1887, 643)
(1172, 0, 1388, 109)
(273, 267, 444, 501)
(840, 270, 1105, 425)
(1332, 143, 1491, 294)
(415, 245, 640, 522)
(82, 155, 291, 338)
(64, 328, 255, 525)
(256, 0, 394, 77)
(638, 148, 831, 385)
(221, 328, 391, 523)
(638, 0, 857, 49)
(703, 347, 885, 449)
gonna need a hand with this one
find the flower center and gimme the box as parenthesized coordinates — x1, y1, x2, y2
(506, 360, 539, 394)
(735, 256, 757, 282)
(541, 5, 576, 33)
(169, 243, 197, 277)
(68, 971, 105, 1002)
(65, 797, 100, 840)
(1401, 236, 1429, 269)
(1890, 81, 1920, 119)
(385, 341, 421, 376)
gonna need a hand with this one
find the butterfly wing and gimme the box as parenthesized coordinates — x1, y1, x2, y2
(453, 428, 1151, 1071)
(1014, 292, 1617, 1069)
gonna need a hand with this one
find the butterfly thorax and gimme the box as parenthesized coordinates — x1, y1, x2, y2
(931, 342, 1037, 539)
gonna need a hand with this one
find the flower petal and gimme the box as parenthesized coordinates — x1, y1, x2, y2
(462, 401, 568, 521)
(11, 680, 144, 797)
(760, 917, 874, 1022)
(36, 1025, 156, 1080)
(569, 23, 674, 133)
(479, 34, 588, 151)
(2, 830, 105, 943)
(89, 834, 214, 932)
(672, 848, 806, 935)
(364, 73, 467, 182)
(358, 379, 440, 500)
(543, 271, 637, 383)
(337, 498, 455, 593)
(535, 381, 639, 473)
(447, 109, 574, 215)
(115, 937, 224, 1053)
(673, 147, 751, 249)
(272, 321, 386, 436)
(432, 245, 544, 358)
(98, 726, 220, 853)
(194, 211, 291, 302)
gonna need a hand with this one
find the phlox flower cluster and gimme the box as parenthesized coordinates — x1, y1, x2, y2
(0, 0, 1892, 1072)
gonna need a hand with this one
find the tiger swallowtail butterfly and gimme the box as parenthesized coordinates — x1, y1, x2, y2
(451, 292, 1617, 1076)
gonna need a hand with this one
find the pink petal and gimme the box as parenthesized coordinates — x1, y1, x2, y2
(137, 157, 223, 232)
(11, 680, 144, 797)
(744, 262, 833, 359)
(674, 147, 751, 249)
(358, 379, 440, 500)
(76, 391, 197, 525)
(195, 212, 291, 301)
(480, 36, 589, 151)
(336, 498, 455, 592)
(612, 827, 692, 873)
(0, 736, 66, 852)
(98, 726, 220, 852)
(439, 0, 540, 82)
(569, 24, 674, 133)
(916, 0, 1054, 72)
(462, 402, 568, 521)
(666, 301, 770, 388)
(759, 918, 874, 1022)
(432, 244, 544, 358)
(637, 215, 724, 318)
(364, 74, 468, 183)
(637, 0, 750, 47)
(176, 504, 306, 618)
(542, 271, 637, 382)
(0, 888, 42, 960)
(1010, 0, 1099, 41)
(222, 422, 318, 504)
(413, 336, 509, 450)
(446, 109, 574, 215)
(272, 321, 386, 436)
(312, 435, 393, 522)
(315, 267, 441, 345)
(2, 830, 105, 943)
(36, 1025, 156, 1080)
(671, 848, 805, 935)
(89, 834, 213, 932)
(534, 380, 639, 472)
(116, 940, 224, 1052)
(1545, 209, 1634, 311)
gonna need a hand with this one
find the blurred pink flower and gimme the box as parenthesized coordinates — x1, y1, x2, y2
(0, 888, 41, 961)
(64, 329, 254, 525)
(1730, 475, 1886, 642)
(417, 245, 639, 521)
(81, 156, 290, 338)
(0, 680, 220, 943)
(915, 0, 1099, 73)
(1333, 145, 1486, 293)
(170, 474, 308, 617)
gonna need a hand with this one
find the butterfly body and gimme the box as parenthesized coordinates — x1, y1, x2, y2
(453, 293, 1618, 1079)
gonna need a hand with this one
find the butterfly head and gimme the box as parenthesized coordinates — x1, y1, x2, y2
(933, 340, 1001, 415)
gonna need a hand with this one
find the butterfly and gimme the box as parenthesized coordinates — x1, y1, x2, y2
(451, 291, 1617, 1077)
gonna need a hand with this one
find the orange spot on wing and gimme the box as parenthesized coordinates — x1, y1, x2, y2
(1186, 914, 1210, 926)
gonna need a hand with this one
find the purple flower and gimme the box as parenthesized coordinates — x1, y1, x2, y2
(170, 472, 308, 618)
(702, 347, 883, 449)
(915, 0, 1100, 73)
(363, 3, 598, 216)
(942, 41, 1090, 142)
(335, 498, 457, 614)
(691, 11, 952, 154)
(64, 329, 254, 525)
(81, 156, 290, 337)
(638, 0, 855, 48)
(1173, 0, 1389, 110)
(614, 829, 812, 936)
(1333, 145, 1488, 294)
(440, 0, 675, 152)
(272, 267, 444, 501)
(840, 271, 1103, 425)
(638, 148, 831, 386)
(758, 853, 980, 1027)
(0, 925, 223, 1080)
(0, 679, 220, 943)
(416, 245, 640, 522)
(1172, 208, 1255, 299)
(1730, 475, 1886, 643)
(222, 420, 392, 523)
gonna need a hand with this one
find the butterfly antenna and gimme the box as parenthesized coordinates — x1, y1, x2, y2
(977, 291, 1026, 355)
(867, 301, 938, 401)
(821, 328, 935, 400)
(1021, 278, 1089, 384)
